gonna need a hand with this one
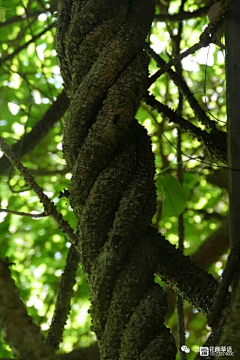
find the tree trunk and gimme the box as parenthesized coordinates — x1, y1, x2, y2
(55, 1, 177, 359)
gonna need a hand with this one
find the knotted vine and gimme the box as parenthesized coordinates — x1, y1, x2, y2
(56, 0, 177, 359)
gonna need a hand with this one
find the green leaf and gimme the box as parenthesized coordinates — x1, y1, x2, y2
(0, 8, 6, 21)
(156, 174, 187, 217)
(0, 7, 11, 22)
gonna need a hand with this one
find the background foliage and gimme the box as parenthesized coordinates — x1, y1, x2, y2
(0, 0, 228, 359)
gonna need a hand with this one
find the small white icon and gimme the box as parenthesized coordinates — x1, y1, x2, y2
(181, 345, 190, 353)
(199, 347, 209, 356)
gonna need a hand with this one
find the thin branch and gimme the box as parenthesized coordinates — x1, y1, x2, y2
(46, 246, 80, 349)
(0, 0, 57, 29)
(0, 137, 78, 246)
(149, 0, 233, 85)
(0, 208, 46, 218)
(0, 90, 69, 176)
(145, 94, 208, 139)
(145, 94, 228, 165)
(155, 5, 210, 22)
(148, 42, 203, 86)
(0, 11, 39, 28)
(145, 44, 217, 130)
(0, 22, 55, 67)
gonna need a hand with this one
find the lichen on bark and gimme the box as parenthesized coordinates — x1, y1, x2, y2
(56, 0, 177, 358)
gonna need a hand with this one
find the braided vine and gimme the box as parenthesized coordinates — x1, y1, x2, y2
(56, 1, 177, 359)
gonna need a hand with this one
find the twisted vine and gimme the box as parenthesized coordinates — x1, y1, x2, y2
(56, 1, 176, 359)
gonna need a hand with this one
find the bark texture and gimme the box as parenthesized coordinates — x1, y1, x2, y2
(56, 1, 177, 359)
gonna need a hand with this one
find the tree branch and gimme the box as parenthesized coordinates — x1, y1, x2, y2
(145, 44, 217, 130)
(0, 208, 46, 218)
(0, 137, 77, 246)
(192, 218, 229, 270)
(145, 94, 227, 165)
(46, 246, 80, 350)
(0, 0, 57, 29)
(150, 0, 233, 85)
(155, 5, 210, 22)
(154, 229, 230, 317)
(0, 22, 55, 67)
(0, 260, 54, 360)
(0, 91, 69, 176)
